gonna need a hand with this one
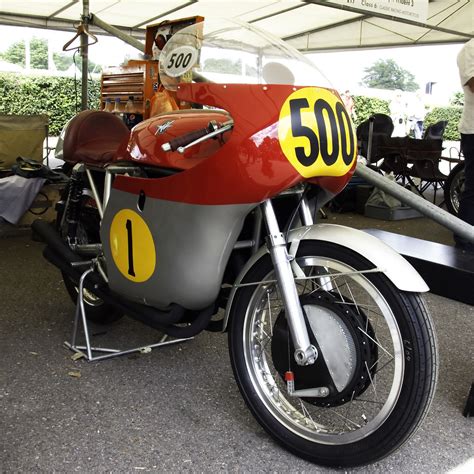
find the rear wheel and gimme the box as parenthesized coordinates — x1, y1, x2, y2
(228, 241, 437, 467)
(57, 187, 122, 324)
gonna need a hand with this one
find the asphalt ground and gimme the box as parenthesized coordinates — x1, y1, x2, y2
(0, 212, 473, 472)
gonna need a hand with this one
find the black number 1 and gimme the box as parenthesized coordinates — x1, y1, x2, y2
(126, 219, 135, 277)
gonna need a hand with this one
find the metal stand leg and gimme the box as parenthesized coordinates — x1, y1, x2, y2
(463, 383, 474, 417)
(64, 265, 192, 362)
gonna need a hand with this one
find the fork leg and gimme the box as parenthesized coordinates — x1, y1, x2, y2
(261, 199, 317, 366)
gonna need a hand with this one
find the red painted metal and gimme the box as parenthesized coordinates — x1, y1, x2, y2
(115, 110, 231, 169)
(114, 83, 354, 205)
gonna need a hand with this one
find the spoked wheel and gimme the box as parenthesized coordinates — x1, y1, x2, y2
(57, 190, 122, 324)
(228, 241, 438, 467)
(444, 162, 465, 216)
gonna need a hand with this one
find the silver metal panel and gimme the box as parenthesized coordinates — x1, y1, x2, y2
(304, 304, 356, 392)
(100, 188, 255, 310)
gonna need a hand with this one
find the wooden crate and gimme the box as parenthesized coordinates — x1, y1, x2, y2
(101, 60, 159, 119)
(100, 16, 203, 120)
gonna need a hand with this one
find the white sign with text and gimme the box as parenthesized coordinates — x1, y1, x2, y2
(329, 0, 429, 23)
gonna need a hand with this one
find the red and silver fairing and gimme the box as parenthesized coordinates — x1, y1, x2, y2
(100, 20, 357, 310)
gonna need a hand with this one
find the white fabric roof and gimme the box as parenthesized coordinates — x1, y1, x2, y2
(0, 1, 472, 51)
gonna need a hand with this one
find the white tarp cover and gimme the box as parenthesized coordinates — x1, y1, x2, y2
(0, 1, 472, 51)
(330, 0, 429, 23)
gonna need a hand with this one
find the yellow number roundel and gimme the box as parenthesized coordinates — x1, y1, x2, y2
(278, 87, 356, 178)
(109, 209, 156, 283)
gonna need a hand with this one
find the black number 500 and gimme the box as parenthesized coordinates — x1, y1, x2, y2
(167, 52, 193, 70)
(289, 98, 355, 168)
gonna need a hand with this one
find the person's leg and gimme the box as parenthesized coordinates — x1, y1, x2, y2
(414, 121, 423, 139)
(455, 133, 474, 250)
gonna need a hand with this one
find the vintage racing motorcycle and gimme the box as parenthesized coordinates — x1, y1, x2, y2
(33, 19, 438, 467)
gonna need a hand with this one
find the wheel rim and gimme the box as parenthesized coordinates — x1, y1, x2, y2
(59, 200, 105, 308)
(242, 256, 404, 445)
(449, 169, 465, 214)
(73, 285, 103, 306)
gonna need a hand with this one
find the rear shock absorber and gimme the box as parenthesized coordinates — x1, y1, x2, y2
(65, 167, 85, 245)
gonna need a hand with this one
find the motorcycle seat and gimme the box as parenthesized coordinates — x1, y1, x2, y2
(62, 110, 129, 166)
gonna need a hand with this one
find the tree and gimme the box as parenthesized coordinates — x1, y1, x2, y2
(450, 91, 464, 107)
(0, 37, 101, 72)
(0, 40, 25, 66)
(204, 58, 242, 74)
(361, 58, 419, 92)
(1, 37, 48, 69)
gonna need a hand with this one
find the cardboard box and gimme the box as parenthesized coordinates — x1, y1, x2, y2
(18, 183, 63, 227)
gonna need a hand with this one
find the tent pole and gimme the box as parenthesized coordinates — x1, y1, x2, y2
(80, 0, 90, 111)
(90, 14, 145, 53)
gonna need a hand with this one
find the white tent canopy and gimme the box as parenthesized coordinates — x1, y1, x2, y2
(0, 1, 472, 52)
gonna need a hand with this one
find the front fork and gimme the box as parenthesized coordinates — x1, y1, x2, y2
(261, 199, 318, 366)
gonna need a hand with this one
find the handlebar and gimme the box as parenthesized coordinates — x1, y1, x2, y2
(161, 120, 233, 153)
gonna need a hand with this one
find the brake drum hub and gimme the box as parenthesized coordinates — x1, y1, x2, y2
(271, 291, 378, 407)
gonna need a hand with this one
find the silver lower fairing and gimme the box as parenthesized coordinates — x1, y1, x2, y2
(100, 188, 255, 310)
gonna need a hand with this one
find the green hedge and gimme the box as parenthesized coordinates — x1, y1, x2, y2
(0, 72, 100, 136)
(424, 106, 462, 141)
(352, 95, 461, 141)
(353, 95, 390, 127)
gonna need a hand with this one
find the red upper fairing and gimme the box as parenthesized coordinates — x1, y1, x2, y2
(115, 109, 232, 170)
(113, 82, 354, 206)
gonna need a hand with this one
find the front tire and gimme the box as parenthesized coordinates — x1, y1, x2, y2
(228, 241, 437, 467)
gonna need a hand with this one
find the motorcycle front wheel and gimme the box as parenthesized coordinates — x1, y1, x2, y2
(228, 240, 438, 467)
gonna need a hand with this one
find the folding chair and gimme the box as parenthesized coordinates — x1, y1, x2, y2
(423, 120, 448, 140)
(0, 114, 49, 173)
(356, 113, 394, 165)
(405, 137, 447, 202)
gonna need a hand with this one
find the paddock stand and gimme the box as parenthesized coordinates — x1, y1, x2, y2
(64, 265, 192, 362)
(464, 383, 474, 418)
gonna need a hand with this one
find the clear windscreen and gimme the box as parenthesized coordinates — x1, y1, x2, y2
(159, 19, 331, 91)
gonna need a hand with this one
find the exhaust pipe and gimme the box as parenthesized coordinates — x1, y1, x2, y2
(42, 245, 186, 328)
(32, 220, 83, 264)
(32, 220, 217, 335)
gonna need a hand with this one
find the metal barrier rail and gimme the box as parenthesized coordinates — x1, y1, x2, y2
(355, 162, 474, 244)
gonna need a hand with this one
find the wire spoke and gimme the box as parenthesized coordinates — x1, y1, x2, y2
(365, 361, 377, 397)
(358, 327, 393, 358)
(299, 400, 320, 431)
(372, 356, 395, 375)
(325, 407, 363, 430)
(351, 398, 385, 406)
